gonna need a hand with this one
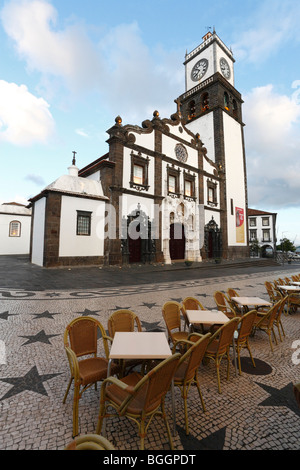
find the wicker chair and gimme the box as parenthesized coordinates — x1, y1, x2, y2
(96, 353, 181, 450)
(181, 297, 205, 332)
(162, 301, 189, 346)
(214, 291, 237, 318)
(273, 295, 287, 341)
(65, 433, 115, 450)
(107, 309, 143, 375)
(287, 292, 300, 315)
(173, 332, 211, 435)
(226, 288, 244, 314)
(204, 317, 240, 393)
(233, 310, 257, 375)
(252, 299, 283, 352)
(63, 317, 119, 437)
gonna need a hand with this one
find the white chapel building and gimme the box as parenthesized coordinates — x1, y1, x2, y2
(29, 30, 249, 267)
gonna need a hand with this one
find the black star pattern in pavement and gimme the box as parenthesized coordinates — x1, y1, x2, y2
(177, 424, 226, 450)
(75, 308, 101, 317)
(44, 292, 61, 297)
(0, 366, 60, 401)
(31, 310, 61, 320)
(255, 381, 300, 417)
(19, 330, 60, 346)
(171, 297, 182, 303)
(139, 302, 158, 309)
(141, 320, 163, 332)
(0, 311, 18, 321)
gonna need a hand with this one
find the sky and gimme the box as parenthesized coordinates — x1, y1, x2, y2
(0, 0, 300, 246)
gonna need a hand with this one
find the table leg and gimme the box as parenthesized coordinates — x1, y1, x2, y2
(103, 358, 113, 437)
(171, 378, 176, 436)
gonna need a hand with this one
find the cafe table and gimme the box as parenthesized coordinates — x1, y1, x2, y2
(186, 309, 238, 376)
(231, 296, 272, 312)
(106, 331, 176, 434)
(277, 285, 300, 292)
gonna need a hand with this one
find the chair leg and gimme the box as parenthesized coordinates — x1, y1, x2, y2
(226, 349, 231, 381)
(246, 340, 256, 368)
(182, 386, 189, 435)
(195, 372, 206, 412)
(280, 320, 285, 337)
(63, 377, 73, 403)
(72, 383, 80, 437)
(162, 400, 174, 450)
(139, 418, 146, 451)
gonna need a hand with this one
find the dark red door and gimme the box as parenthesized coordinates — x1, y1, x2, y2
(128, 223, 141, 263)
(169, 223, 185, 260)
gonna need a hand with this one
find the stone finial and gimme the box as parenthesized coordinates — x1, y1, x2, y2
(153, 110, 160, 118)
(115, 116, 122, 125)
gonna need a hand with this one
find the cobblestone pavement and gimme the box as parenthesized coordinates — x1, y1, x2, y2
(0, 257, 299, 451)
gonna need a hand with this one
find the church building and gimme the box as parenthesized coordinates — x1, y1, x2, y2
(29, 30, 249, 267)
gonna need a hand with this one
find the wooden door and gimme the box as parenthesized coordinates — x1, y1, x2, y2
(169, 223, 185, 260)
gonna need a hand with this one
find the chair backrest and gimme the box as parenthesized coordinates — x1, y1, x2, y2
(275, 296, 288, 320)
(120, 353, 181, 415)
(64, 317, 109, 359)
(182, 297, 205, 311)
(227, 288, 239, 298)
(266, 299, 282, 328)
(265, 281, 274, 300)
(178, 333, 211, 382)
(212, 317, 240, 355)
(214, 291, 232, 314)
(237, 310, 257, 341)
(108, 309, 142, 338)
(162, 301, 182, 335)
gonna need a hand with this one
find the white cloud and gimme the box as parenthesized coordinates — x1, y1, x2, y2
(232, 0, 300, 63)
(0, 80, 55, 145)
(1, 0, 103, 92)
(1, 1, 182, 123)
(244, 84, 300, 208)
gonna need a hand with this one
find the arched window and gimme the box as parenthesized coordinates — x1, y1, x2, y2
(201, 93, 209, 111)
(224, 92, 229, 111)
(188, 100, 196, 120)
(232, 99, 238, 118)
(9, 220, 21, 237)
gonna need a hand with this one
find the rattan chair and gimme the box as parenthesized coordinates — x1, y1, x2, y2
(107, 309, 143, 375)
(181, 297, 206, 332)
(252, 299, 283, 352)
(63, 316, 119, 437)
(173, 332, 211, 435)
(96, 353, 181, 450)
(162, 301, 189, 346)
(233, 310, 257, 375)
(273, 295, 287, 341)
(226, 288, 244, 314)
(65, 433, 115, 450)
(214, 291, 237, 318)
(204, 317, 240, 393)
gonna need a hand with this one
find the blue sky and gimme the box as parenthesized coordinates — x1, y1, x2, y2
(0, 0, 300, 246)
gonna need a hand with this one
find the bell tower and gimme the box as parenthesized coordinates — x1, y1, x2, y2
(178, 30, 249, 259)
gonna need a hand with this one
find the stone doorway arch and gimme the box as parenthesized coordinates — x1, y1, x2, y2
(204, 217, 222, 259)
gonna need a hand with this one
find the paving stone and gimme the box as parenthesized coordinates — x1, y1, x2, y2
(0, 256, 300, 451)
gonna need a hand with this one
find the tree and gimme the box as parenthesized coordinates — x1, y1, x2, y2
(276, 237, 296, 253)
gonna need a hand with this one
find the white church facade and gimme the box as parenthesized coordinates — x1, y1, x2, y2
(29, 31, 249, 267)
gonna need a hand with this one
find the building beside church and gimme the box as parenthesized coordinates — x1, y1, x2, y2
(0, 202, 31, 255)
(29, 30, 249, 267)
(248, 208, 277, 257)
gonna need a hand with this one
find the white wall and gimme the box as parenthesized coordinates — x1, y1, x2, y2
(31, 197, 46, 265)
(0, 213, 31, 255)
(223, 112, 247, 246)
(59, 196, 106, 257)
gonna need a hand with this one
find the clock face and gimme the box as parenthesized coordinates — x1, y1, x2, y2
(175, 144, 188, 163)
(220, 58, 231, 79)
(191, 58, 208, 81)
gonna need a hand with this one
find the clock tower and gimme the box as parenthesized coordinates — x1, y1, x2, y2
(178, 30, 249, 259)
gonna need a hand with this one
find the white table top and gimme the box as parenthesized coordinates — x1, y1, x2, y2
(186, 309, 229, 325)
(231, 296, 272, 306)
(278, 285, 300, 291)
(109, 332, 171, 360)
